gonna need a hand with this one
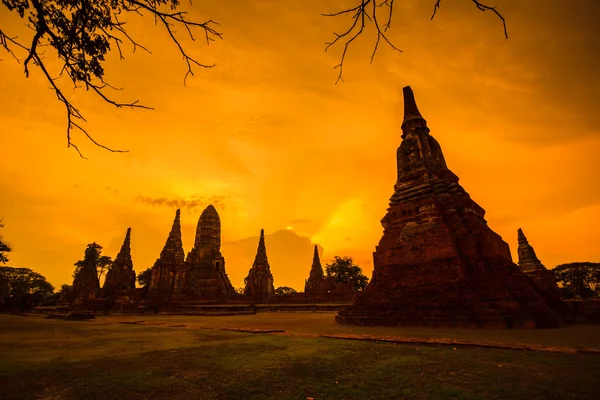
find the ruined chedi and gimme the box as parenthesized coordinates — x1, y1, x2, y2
(517, 228, 564, 302)
(72, 243, 101, 305)
(102, 228, 136, 298)
(185, 205, 235, 296)
(148, 209, 186, 296)
(305, 245, 325, 294)
(336, 86, 564, 329)
(244, 229, 275, 300)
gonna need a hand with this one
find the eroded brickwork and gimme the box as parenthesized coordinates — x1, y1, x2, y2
(244, 229, 275, 301)
(336, 87, 565, 329)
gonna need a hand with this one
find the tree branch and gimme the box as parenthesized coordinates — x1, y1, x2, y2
(431, 0, 508, 39)
(2, 0, 220, 157)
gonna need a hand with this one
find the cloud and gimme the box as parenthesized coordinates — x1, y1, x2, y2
(135, 195, 227, 212)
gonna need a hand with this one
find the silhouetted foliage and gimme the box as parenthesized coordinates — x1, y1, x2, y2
(137, 267, 152, 288)
(325, 256, 369, 291)
(553, 262, 600, 300)
(274, 286, 297, 295)
(73, 243, 112, 281)
(1, 0, 507, 156)
(234, 287, 244, 295)
(0, 266, 55, 311)
(0, 219, 12, 264)
(56, 283, 73, 304)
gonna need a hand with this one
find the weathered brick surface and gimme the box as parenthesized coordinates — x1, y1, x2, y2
(244, 229, 275, 301)
(184, 205, 235, 297)
(336, 87, 565, 329)
(305, 245, 325, 294)
(102, 228, 136, 298)
(148, 209, 186, 297)
(517, 228, 563, 300)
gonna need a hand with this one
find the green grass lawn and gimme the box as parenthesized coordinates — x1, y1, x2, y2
(104, 312, 600, 349)
(1, 314, 599, 400)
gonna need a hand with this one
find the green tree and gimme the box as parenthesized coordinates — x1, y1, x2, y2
(0, 219, 12, 264)
(0, 266, 55, 311)
(0, 0, 507, 157)
(274, 286, 297, 295)
(553, 262, 600, 300)
(325, 256, 369, 291)
(137, 267, 152, 288)
(73, 243, 113, 281)
(56, 284, 73, 304)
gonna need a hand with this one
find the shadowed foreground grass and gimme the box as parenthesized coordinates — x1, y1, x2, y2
(0, 315, 599, 400)
(103, 312, 600, 349)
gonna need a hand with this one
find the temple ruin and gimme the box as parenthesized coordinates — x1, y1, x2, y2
(244, 229, 275, 301)
(102, 228, 136, 298)
(304, 245, 325, 294)
(185, 205, 236, 297)
(72, 244, 101, 305)
(336, 86, 565, 329)
(517, 228, 565, 306)
(148, 209, 186, 297)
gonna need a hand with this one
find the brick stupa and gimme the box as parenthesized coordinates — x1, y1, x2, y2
(72, 243, 101, 305)
(336, 87, 565, 329)
(244, 229, 275, 301)
(517, 228, 564, 305)
(148, 209, 186, 296)
(185, 205, 235, 297)
(102, 227, 136, 298)
(305, 245, 325, 294)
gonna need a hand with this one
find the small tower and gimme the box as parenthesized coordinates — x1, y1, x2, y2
(516, 228, 564, 302)
(102, 227, 136, 298)
(243, 229, 275, 301)
(304, 245, 325, 294)
(185, 204, 235, 296)
(148, 209, 186, 297)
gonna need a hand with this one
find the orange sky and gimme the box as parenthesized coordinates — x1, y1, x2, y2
(1, 0, 599, 292)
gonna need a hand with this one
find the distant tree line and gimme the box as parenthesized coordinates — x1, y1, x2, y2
(553, 262, 600, 300)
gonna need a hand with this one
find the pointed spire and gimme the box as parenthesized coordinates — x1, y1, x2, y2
(517, 228, 528, 245)
(305, 244, 325, 293)
(159, 208, 184, 260)
(311, 245, 323, 276)
(118, 227, 131, 256)
(169, 208, 182, 239)
(516, 228, 543, 271)
(252, 228, 269, 266)
(402, 86, 426, 125)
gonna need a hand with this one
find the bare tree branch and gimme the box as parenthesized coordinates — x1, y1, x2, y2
(323, 0, 508, 84)
(323, 0, 398, 84)
(1, 0, 220, 157)
(431, 0, 508, 39)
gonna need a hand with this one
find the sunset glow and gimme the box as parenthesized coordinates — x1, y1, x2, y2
(1, 0, 598, 292)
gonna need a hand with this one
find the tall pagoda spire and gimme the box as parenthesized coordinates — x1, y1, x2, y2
(336, 86, 566, 329)
(119, 227, 132, 257)
(243, 229, 274, 300)
(184, 204, 235, 296)
(402, 86, 424, 123)
(102, 227, 136, 296)
(253, 229, 269, 266)
(148, 209, 186, 295)
(305, 244, 325, 294)
(160, 209, 183, 259)
(392, 86, 448, 202)
(517, 228, 542, 271)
